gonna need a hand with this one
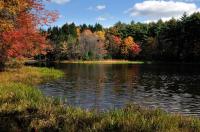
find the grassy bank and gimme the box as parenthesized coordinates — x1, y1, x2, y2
(58, 60, 146, 64)
(0, 66, 64, 131)
(1, 67, 200, 131)
(0, 66, 64, 85)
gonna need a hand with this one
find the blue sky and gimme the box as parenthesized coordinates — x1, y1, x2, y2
(45, 0, 200, 27)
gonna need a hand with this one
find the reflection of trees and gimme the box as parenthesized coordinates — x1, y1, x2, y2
(45, 63, 200, 115)
(59, 64, 108, 109)
(111, 65, 140, 96)
(58, 64, 140, 108)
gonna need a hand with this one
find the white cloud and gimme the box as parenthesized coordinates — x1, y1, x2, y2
(96, 5, 106, 10)
(126, 0, 200, 22)
(96, 16, 106, 21)
(88, 4, 106, 11)
(182, 0, 196, 1)
(96, 14, 114, 22)
(51, 0, 70, 4)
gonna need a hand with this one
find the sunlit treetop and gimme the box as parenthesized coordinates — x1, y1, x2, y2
(124, 36, 134, 46)
(95, 31, 105, 41)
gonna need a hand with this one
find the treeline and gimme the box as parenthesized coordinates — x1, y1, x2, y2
(44, 12, 200, 62)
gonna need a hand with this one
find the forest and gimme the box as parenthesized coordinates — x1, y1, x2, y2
(44, 13, 200, 62)
(1, 0, 200, 67)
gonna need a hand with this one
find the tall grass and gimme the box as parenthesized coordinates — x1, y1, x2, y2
(0, 66, 64, 85)
(0, 66, 200, 131)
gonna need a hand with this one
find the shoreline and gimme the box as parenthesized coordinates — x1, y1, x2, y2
(56, 60, 146, 64)
(26, 59, 200, 65)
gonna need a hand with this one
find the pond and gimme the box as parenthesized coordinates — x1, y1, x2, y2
(39, 63, 200, 116)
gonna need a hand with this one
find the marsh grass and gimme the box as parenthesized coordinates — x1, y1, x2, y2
(58, 60, 146, 64)
(0, 66, 200, 131)
(0, 66, 64, 85)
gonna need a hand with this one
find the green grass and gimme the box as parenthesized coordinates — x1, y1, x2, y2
(0, 66, 200, 131)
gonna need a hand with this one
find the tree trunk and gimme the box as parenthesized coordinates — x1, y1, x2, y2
(0, 40, 8, 71)
(0, 48, 7, 72)
(0, 61, 5, 71)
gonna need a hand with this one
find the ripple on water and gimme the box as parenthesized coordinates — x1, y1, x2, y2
(39, 63, 200, 117)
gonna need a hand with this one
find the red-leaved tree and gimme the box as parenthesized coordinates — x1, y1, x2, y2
(0, 0, 58, 69)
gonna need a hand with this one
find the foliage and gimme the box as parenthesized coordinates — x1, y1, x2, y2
(123, 36, 141, 56)
(2, 3, 200, 63)
(41, 12, 200, 62)
(0, 0, 58, 69)
(95, 31, 106, 41)
(105, 35, 141, 59)
(79, 29, 107, 60)
(46, 26, 107, 60)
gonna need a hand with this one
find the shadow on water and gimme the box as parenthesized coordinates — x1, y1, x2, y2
(35, 62, 200, 116)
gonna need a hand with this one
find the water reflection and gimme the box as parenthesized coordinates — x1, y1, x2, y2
(39, 63, 200, 116)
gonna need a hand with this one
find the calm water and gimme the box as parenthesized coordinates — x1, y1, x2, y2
(39, 63, 200, 116)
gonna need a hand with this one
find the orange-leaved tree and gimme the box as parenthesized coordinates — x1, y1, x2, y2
(122, 36, 141, 58)
(0, 0, 58, 69)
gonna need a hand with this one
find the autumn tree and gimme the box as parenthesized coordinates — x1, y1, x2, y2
(122, 36, 141, 58)
(95, 31, 107, 59)
(79, 29, 107, 60)
(105, 34, 121, 58)
(105, 34, 141, 59)
(0, 0, 24, 68)
(44, 12, 200, 62)
(95, 31, 105, 41)
(0, 0, 58, 69)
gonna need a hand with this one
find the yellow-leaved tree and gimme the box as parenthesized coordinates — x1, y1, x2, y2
(95, 31, 105, 41)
